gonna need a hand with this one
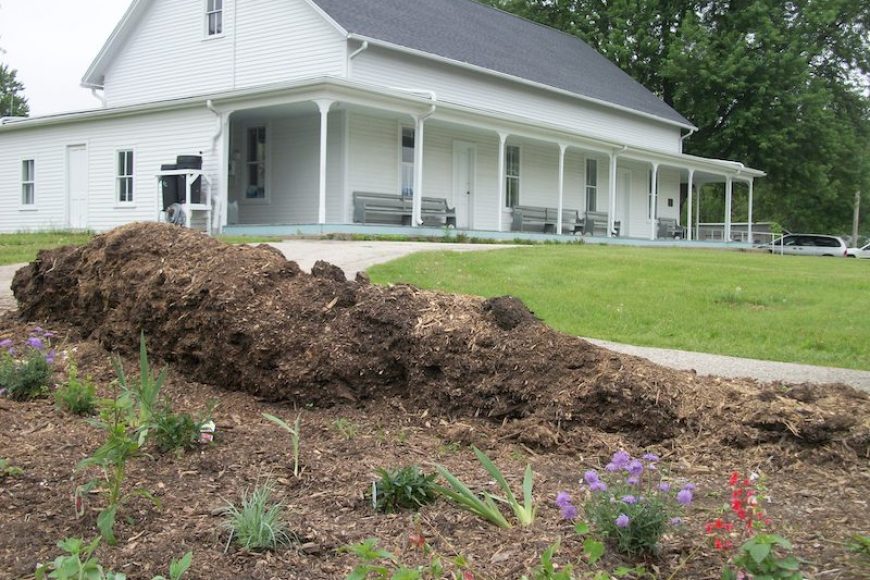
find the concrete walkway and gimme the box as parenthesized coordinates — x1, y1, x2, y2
(3, 240, 869, 392)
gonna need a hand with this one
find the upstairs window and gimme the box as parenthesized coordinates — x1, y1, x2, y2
(505, 145, 520, 208)
(117, 150, 134, 202)
(21, 159, 35, 205)
(246, 126, 267, 199)
(206, 0, 223, 36)
(585, 158, 597, 212)
(400, 127, 415, 197)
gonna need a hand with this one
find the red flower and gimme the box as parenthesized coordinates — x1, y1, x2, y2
(729, 472, 740, 486)
(408, 532, 425, 549)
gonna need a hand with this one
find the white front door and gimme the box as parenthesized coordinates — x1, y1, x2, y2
(615, 168, 631, 237)
(67, 145, 89, 229)
(452, 142, 476, 229)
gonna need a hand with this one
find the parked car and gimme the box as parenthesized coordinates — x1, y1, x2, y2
(767, 234, 849, 257)
(847, 241, 870, 259)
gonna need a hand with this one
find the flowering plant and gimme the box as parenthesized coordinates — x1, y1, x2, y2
(706, 472, 802, 579)
(0, 327, 56, 400)
(557, 451, 693, 556)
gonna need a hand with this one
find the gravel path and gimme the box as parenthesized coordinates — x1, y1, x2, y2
(3, 240, 868, 392)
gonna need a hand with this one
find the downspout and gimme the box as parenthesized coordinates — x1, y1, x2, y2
(680, 128, 696, 144)
(90, 88, 107, 108)
(232, 0, 239, 88)
(206, 99, 223, 151)
(349, 40, 369, 61)
(390, 89, 437, 225)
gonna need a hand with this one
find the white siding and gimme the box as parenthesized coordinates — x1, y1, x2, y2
(620, 163, 680, 238)
(352, 46, 683, 153)
(0, 108, 218, 233)
(103, 0, 346, 107)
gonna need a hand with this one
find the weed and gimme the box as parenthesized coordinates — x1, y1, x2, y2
(333, 417, 358, 440)
(222, 480, 293, 551)
(113, 333, 167, 430)
(55, 361, 97, 415)
(0, 457, 23, 478)
(342, 537, 472, 580)
(152, 408, 202, 454)
(262, 412, 302, 477)
(371, 465, 438, 513)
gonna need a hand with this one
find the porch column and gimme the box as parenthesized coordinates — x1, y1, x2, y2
(724, 175, 733, 242)
(218, 112, 231, 232)
(696, 181, 702, 240)
(608, 151, 617, 237)
(686, 169, 694, 241)
(412, 115, 426, 226)
(497, 132, 507, 231)
(557, 143, 567, 235)
(747, 179, 754, 244)
(315, 99, 333, 225)
(649, 162, 659, 240)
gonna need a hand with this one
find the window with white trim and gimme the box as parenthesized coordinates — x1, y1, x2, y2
(21, 159, 35, 205)
(116, 150, 134, 202)
(206, 0, 223, 36)
(246, 126, 267, 199)
(400, 126, 415, 197)
(585, 158, 597, 212)
(505, 145, 520, 208)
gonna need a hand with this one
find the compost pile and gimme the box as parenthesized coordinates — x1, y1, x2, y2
(11, 223, 870, 462)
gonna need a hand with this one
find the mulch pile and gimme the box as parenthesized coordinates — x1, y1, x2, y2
(10, 223, 869, 466)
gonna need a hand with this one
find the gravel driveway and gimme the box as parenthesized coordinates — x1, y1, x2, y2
(3, 240, 869, 392)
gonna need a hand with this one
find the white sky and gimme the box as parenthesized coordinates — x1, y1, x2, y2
(0, 0, 132, 115)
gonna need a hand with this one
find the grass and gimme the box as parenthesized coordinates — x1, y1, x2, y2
(368, 245, 870, 370)
(0, 231, 94, 265)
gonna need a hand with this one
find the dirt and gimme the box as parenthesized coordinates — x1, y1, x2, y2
(1, 223, 869, 579)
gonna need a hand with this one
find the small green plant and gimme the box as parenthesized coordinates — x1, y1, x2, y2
(342, 537, 471, 580)
(0, 328, 55, 401)
(55, 361, 97, 415)
(723, 534, 801, 580)
(333, 417, 358, 440)
(113, 333, 167, 432)
(152, 407, 202, 454)
(0, 457, 23, 478)
(848, 533, 870, 557)
(433, 446, 535, 528)
(222, 480, 293, 551)
(371, 465, 438, 513)
(525, 540, 573, 580)
(35, 536, 192, 580)
(262, 412, 302, 478)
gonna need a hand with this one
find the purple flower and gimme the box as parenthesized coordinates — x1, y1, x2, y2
(45, 349, 56, 365)
(643, 452, 660, 462)
(670, 517, 683, 526)
(626, 475, 640, 486)
(658, 482, 671, 493)
(560, 504, 578, 521)
(555, 491, 572, 508)
(0, 339, 12, 349)
(627, 459, 644, 476)
(26, 337, 44, 350)
(621, 495, 637, 505)
(615, 514, 630, 528)
(682, 483, 696, 492)
(584, 470, 600, 485)
(676, 489, 693, 505)
(610, 450, 631, 469)
(589, 481, 608, 492)
(32, 326, 44, 334)
(605, 462, 620, 472)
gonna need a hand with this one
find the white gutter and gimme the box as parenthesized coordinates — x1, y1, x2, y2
(347, 33, 697, 132)
(349, 41, 369, 60)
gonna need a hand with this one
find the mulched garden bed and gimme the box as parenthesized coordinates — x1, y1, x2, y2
(0, 224, 868, 578)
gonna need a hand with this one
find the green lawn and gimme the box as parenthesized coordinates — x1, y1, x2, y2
(368, 245, 870, 370)
(0, 231, 94, 265)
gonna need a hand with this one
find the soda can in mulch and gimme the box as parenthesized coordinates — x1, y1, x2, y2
(200, 420, 216, 444)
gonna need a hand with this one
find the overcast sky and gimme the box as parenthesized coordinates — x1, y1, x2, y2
(1, 0, 132, 115)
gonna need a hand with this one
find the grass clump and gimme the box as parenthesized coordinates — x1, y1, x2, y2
(333, 417, 358, 440)
(371, 465, 437, 513)
(222, 480, 292, 551)
(55, 361, 97, 415)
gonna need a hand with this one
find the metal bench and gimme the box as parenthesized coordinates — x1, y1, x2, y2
(352, 191, 456, 227)
(657, 218, 686, 239)
(511, 206, 581, 234)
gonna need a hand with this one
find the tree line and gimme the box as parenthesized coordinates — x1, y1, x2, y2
(485, 0, 869, 236)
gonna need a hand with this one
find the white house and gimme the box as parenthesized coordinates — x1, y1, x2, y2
(0, 0, 764, 241)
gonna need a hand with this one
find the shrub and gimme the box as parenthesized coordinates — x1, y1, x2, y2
(577, 451, 692, 556)
(55, 361, 97, 415)
(222, 480, 292, 551)
(372, 465, 437, 513)
(0, 328, 55, 401)
(152, 408, 202, 454)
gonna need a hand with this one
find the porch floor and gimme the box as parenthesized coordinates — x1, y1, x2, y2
(221, 223, 753, 249)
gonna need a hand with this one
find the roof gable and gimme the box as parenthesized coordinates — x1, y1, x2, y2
(312, 0, 691, 127)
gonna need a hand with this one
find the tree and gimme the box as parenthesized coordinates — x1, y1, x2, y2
(0, 62, 29, 117)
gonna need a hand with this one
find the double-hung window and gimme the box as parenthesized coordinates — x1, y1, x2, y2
(206, 0, 223, 36)
(117, 150, 134, 203)
(246, 126, 267, 199)
(400, 127, 415, 197)
(585, 158, 597, 212)
(505, 145, 520, 208)
(21, 159, 35, 206)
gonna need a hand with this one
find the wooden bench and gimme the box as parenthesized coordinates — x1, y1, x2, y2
(352, 191, 456, 227)
(657, 218, 686, 239)
(511, 206, 581, 234)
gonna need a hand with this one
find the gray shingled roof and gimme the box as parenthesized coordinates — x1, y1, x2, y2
(312, 0, 692, 127)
